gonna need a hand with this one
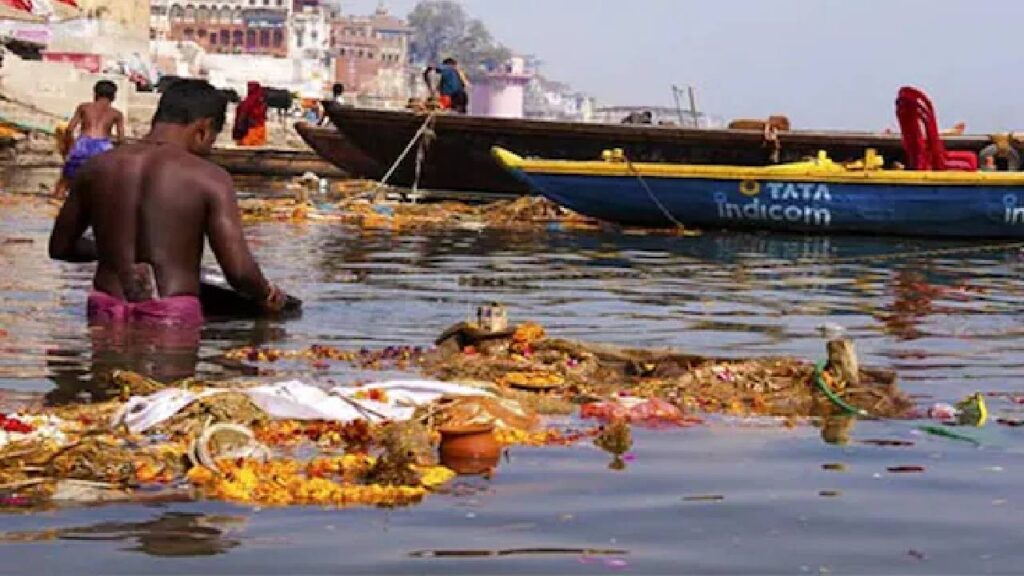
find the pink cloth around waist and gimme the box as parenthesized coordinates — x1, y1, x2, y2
(87, 291, 204, 327)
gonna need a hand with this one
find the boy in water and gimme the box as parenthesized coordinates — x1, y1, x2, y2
(49, 79, 288, 327)
(56, 80, 125, 198)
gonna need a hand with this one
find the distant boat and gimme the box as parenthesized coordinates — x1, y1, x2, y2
(492, 147, 1024, 238)
(306, 102, 991, 196)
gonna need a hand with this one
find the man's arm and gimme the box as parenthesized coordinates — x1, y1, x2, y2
(113, 110, 125, 143)
(48, 170, 96, 262)
(64, 105, 83, 150)
(205, 168, 283, 310)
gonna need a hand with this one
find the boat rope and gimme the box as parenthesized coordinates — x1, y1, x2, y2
(622, 154, 689, 231)
(374, 112, 436, 193)
(410, 115, 437, 199)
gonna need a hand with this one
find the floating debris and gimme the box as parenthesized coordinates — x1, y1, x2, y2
(887, 466, 926, 474)
(683, 495, 725, 502)
(237, 195, 599, 233)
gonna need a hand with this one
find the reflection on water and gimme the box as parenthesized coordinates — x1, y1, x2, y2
(4, 195, 1024, 573)
(1, 513, 245, 557)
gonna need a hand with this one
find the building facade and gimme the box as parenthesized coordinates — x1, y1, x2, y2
(151, 0, 291, 58)
(330, 5, 411, 99)
(75, 0, 150, 39)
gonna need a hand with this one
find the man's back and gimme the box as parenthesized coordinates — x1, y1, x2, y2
(74, 100, 123, 141)
(438, 65, 464, 96)
(83, 142, 213, 300)
(51, 78, 285, 326)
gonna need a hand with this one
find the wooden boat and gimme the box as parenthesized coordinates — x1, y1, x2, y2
(293, 121, 382, 179)
(492, 147, 1024, 238)
(208, 144, 347, 179)
(315, 102, 992, 196)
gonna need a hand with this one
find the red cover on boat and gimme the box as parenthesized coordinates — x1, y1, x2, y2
(0, 0, 32, 11)
(895, 86, 977, 171)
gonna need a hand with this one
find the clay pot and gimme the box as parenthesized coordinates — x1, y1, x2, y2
(438, 424, 501, 475)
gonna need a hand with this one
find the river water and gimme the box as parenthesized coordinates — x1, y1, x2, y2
(2, 194, 1024, 574)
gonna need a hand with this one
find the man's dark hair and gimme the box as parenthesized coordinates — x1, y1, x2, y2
(442, 57, 456, 65)
(94, 80, 117, 101)
(151, 79, 228, 132)
(332, 83, 344, 97)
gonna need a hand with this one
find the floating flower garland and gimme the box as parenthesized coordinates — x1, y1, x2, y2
(0, 414, 66, 449)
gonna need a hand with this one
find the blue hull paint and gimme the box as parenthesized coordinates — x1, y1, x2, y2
(510, 171, 1024, 238)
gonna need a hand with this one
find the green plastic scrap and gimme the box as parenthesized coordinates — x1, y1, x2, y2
(917, 425, 981, 446)
(814, 361, 870, 418)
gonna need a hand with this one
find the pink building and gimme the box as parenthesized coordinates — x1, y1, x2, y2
(469, 56, 531, 118)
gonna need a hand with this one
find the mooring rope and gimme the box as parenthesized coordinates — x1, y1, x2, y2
(622, 154, 689, 231)
(375, 112, 436, 191)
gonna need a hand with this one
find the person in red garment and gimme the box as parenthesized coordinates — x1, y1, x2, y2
(232, 81, 268, 147)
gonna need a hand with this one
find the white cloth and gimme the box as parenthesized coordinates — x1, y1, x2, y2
(112, 380, 490, 434)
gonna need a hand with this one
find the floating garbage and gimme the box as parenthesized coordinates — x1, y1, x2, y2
(0, 311, 922, 512)
(237, 195, 599, 233)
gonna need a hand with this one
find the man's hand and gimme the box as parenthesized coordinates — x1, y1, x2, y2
(262, 283, 288, 314)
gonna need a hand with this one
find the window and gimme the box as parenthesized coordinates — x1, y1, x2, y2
(273, 29, 283, 47)
(259, 29, 270, 47)
(220, 29, 230, 45)
(209, 31, 216, 44)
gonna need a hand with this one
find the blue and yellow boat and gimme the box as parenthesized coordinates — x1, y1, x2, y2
(492, 147, 1024, 238)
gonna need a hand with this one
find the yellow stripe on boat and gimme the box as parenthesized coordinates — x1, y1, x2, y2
(490, 147, 1024, 186)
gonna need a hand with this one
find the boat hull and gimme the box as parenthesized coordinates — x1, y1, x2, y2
(294, 121, 381, 179)
(323, 104, 991, 195)
(496, 155, 1024, 238)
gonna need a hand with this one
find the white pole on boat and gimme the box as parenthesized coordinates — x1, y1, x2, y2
(671, 85, 686, 126)
(688, 86, 700, 128)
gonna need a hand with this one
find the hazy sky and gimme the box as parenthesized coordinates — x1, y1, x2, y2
(346, 0, 1022, 131)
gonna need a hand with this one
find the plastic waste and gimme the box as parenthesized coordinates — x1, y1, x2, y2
(955, 393, 987, 427)
(925, 393, 987, 427)
(114, 380, 491, 434)
(927, 403, 958, 421)
(581, 397, 696, 427)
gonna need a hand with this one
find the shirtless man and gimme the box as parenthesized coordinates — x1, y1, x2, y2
(56, 80, 125, 198)
(49, 79, 287, 327)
